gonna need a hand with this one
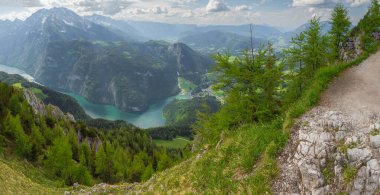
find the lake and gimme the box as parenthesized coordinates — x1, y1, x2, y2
(0, 64, 191, 129)
(64, 92, 191, 129)
(0, 64, 35, 82)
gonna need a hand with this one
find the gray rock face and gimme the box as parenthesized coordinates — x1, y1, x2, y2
(273, 108, 380, 194)
(23, 89, 75, 122)
(341, 35, 363, 61)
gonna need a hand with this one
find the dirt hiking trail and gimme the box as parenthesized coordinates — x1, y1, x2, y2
(273, 49, 380, 195)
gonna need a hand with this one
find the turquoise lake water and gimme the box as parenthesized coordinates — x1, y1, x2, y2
(64, 92, 191, 129)
(0, 64, 191, 129)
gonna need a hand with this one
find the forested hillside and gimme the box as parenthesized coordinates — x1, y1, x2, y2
(0, 82, 190, 188)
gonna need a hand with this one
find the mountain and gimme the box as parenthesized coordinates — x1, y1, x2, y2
(179, 30, 267, 55)
(0, 8, 213, 112)
(126, 21, 197, 40)
(292, 20, 332, 35)
(85, 14, 144, 41)
(124, 22, 283, 40)
(192, 24, 283, 39)
(85, 15, 283, 41)
(0, 19, 22, 39)
(35, 40, 212, 112)
(0, 7, 124, 74)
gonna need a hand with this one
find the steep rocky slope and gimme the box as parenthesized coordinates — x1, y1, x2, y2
(37, 41, 212, 112)
(273, 50, 380, 194)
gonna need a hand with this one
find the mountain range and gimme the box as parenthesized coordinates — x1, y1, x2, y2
(0, 7, 332, 112)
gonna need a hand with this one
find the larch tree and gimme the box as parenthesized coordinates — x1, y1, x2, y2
(329, 3, 351, 60)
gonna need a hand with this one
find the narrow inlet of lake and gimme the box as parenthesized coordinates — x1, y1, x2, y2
(64, 92, 191, 129)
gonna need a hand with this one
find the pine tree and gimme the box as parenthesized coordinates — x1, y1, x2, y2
(95, 144, 107, 177)
(75, 150, 93, 186)
(131, 154, 145, 181)
(304, 17, 328, 74)
(30, 124, 45, 160)
(369, 0, 380, 33)
(45, 137, 75, 184)
(212, 45, 283, 124)
(79, 142, 94, 174)
(261, 43, 283, 120)
(329, 3, 351, 60)
(112, 146, 130, 181)
(6, 114, 31, 157)
(68, 128, 80, 161)
(141, 163, 154, 181)
(284, 32, 306, 103)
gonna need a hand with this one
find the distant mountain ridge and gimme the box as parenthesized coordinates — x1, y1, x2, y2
(0, 7, 124, 75)
(0, 7, 331, 112)
(0, 7, 212, 112)
(179, 30, 267, 55)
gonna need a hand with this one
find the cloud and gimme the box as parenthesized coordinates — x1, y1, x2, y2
(0, 0, 43, 7)
(292, 0, 335, 7)
(75, 0, 133, 15)
(235, 5, 252, 11)
(206, 0, 229, 12)
(292, 0, 371, 7)
(346, 0, 370, 7)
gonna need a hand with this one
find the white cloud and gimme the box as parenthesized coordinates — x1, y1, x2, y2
(0, 0, 43, 7)
(0, 7, 38, 20)
(206, 0, 229, 12)
(292, 0, 333, 7)
(292, 0, 371, 7)
(235, 5, 252, 11)
(346, 0, 371, 7)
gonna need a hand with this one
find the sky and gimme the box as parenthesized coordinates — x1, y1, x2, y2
(0, 0, 374, 30)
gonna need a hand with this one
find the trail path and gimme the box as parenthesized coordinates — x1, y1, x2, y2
(321, 50, 380, 127)
(273, 50, 380, 194)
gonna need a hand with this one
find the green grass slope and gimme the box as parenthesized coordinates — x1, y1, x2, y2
(0, 158, 64, 195)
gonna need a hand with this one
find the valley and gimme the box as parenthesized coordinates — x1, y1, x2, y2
(0, 64, 193, 128)
(0, 1, 378, 194)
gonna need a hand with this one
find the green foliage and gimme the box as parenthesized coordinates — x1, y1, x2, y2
(5, 114, 31, 157)
(0, 82, 187, 186)
(303, 17, 328, 73)
(44, 137, 75, 185)
(182, 5, 379, 194)
(322, 158, 335, 184)
(30, 124, 46, 160)
(352, 0, 380, 50)
(178, 77, 196, 94)
(12, 82, 23, 89)
(141, 163, 154, 181)
(343, 166, 357, 184)
(0, 72, 89, 120)
(213, 43, 283, 124)
(284, 17, 330, 109)
(30, 87, 48, 100)
(163, 96, 221, 126)
(68, 128, 80, 161)
(147, 126, 193, 140)
(329, 3, 351, 60)
(95, 144, 108, 180)
(153, 136, 191, 149)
